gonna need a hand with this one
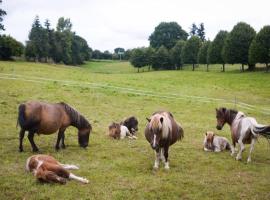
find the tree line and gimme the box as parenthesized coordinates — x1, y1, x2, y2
(130, 22, 270, 72)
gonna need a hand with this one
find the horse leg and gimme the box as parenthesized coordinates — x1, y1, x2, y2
(55, 129, 65, 150)
(28, 131, 39, 152)
(19, 129, 25, 152)
(230, 142, 236, 156)
(61, 132, 66, 149)
(153, 149, 160, 169)
(236, 136, 245, 161)
(164, 146, 169, 170)
(247, 138, 256, 163)
(160, 148, 166, 163)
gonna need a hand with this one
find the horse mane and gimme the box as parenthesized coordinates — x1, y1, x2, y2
(59, 102, 91, 130)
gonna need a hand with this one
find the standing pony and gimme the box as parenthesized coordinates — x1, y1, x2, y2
(215, 107, 270, 162)
(17, 101, 92, 152)
(145, 111, 184, 169)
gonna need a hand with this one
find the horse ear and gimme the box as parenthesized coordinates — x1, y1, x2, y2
(205, 132, 207, 136)
(160, 117, 163, 124)
(146, 117, 151, 122)
(222, 107, 226, 113)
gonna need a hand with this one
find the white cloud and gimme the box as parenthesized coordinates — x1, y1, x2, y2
(2, 0, 270, 52)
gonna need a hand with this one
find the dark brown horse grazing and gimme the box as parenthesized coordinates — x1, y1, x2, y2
(215, 107, 270, 162)
(145, 111, 184, 169)
(17, 101, 92, 152)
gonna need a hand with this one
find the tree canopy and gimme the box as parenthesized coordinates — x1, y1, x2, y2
(249, 25, 270, 71)
(198, 40, 210, 65)
(0, 35, 24, 60)
(170, 40, 186, 69)
(223, 22, 256, 70)
(149, 22, 188, 49)
(0, 0, 6, 31)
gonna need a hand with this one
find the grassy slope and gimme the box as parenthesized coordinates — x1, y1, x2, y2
(0, 61, 270, 200)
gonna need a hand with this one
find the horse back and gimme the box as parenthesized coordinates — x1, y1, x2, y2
(169, 117, 184, 145)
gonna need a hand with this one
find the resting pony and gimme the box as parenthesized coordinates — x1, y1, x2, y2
(108, 122, 137, 139)
(26, 154, 88, 184)
(120, 116, 139, 136)
(17, 101, 92, 152)
(215, 107, 270, 162)
(203, 131, 232, 152)
(145, 111, 184, 169)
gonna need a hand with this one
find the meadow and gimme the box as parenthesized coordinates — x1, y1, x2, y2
(0, 60, 270, 200)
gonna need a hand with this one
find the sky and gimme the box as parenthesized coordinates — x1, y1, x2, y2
(1, 0, 270, 52)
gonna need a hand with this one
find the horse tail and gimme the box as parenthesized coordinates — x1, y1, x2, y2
(18, 104, 27, 129)
(253, 125, 270, 140)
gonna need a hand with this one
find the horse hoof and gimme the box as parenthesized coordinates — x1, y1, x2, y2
(19, 149, 23, 152)
(33, 148, 39, 152)
(235, 157, 242, 161)
(247, 158, 251, 163)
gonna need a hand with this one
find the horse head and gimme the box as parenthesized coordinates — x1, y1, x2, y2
(77, 117, 92, 148)
(108, 122, 121, 139)
(204, 131, 215, 150)
(146, 115, 164, 150)
(215, 107, 227, 130)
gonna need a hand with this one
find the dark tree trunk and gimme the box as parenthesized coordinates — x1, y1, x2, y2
(267, 63, 269, 72)
(241, 64, 244, 72)
(148, 65, 150, 71)
(248, 63, 255, 71)
(137, 68, 139, 73)
(207, 64, 209, 72)
(192, 63, 195, 71)
(222, 63, 225, 72)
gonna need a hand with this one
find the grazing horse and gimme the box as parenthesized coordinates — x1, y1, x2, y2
(17, 101, 92, 152)
(120, 116, 139, 135)
(203, 131, 232, 152)
(26, 154, 88, 184)
(215, 107, 270, 162)
(145, 111, 184, 169)
(108, 122, 137, 139)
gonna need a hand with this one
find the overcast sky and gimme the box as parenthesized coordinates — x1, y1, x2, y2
(2, 0, 270, 52)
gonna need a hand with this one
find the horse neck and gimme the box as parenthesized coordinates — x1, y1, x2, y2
(225, 109, 237, 125)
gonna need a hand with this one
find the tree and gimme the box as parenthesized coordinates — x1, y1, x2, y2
(170, 40, 185, 70)
(145, 47, 155, 71)
(181, 36, 201, 71)
(190, 23, 198, 36)
(249, 26, 270, 72)
(223, 22, 256, 71)
(71, 35, 91, 64)
(56, 17, 72, 32)
(198, 40, 211, 71)
(114, 47, 125, 60)
(92, 49, 102, 59)
(208, 30, 228, 72)
(0, 0, 6, 31)
(152, 45, 171, 70)
(130, 47, 147, 72)
(197, 23, 206, 41)
(0, 35, 24, 60)
(149, 22, 188, 49)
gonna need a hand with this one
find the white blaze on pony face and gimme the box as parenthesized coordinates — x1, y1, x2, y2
(153, 134, 157, 147)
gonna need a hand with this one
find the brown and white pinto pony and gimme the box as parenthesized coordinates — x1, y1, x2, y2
(26, 154, 88, 184)
(145, 111, 184, 169)
(215, 107, 270, 162)
(17, 101, 92, 152)
(203, 131, 232, 152)
(108, 122, 137, 139)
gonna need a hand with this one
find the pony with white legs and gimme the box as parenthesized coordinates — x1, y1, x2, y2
(26, 154, 89, 184)
(215, 107, 270, 163)
(145, 111, 184, 170)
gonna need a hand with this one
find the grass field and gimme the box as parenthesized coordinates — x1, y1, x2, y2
(0, 60, 270, 200)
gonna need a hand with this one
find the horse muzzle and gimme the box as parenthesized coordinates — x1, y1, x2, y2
(80, 143, 88, 148)
(216, 125, 222, 130)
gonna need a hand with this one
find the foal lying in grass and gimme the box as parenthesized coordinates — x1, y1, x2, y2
(203, 131, 232, 153)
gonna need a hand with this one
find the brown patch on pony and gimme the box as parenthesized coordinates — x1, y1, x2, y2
(108, 122, 121, 139)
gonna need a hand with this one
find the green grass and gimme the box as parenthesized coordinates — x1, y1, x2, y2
(0, 60, 270, 200)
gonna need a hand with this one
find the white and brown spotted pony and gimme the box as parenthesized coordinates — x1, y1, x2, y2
(108, 122, 137, 139)
(203, 131, 232, 152)
(26, 154, 88, 184)
(216, 107, 270, 162)
(145, 111, 184, 169)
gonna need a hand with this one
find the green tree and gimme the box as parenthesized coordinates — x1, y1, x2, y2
(56, 17, 72, 32)
(0, 35, 24, 60)
(181, 36, 201, 71)
(223, 22, 256, 71)
(208, 30, 228, 72)
(198, 40, 210, 71)
(152, 45, 171, 70)
(0, 0, 6, 31)
(170, 40, 185, 70)
(197, 23, 206, 41)
(249, 26, 270, 72)
(71, 35, 91, 64)
(149, 22, 188, 49)
(190, 23, 198, 36)
(130, 47, 147, 72)
(145, 47, 155, 71)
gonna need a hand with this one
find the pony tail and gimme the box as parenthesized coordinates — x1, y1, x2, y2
(18, 104, 26, 129)
(253, 125, 270, 139)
